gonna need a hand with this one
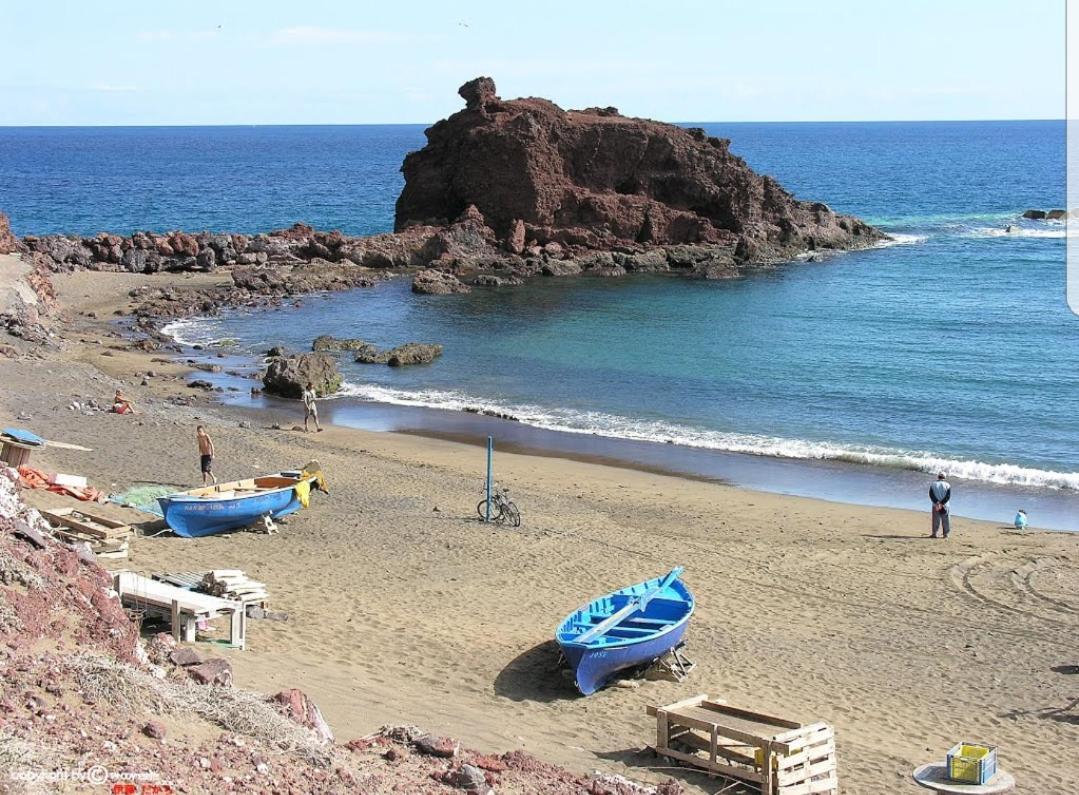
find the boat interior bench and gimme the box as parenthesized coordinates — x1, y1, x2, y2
(112, 570, 246, 650)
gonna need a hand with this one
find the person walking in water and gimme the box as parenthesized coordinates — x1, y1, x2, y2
(196, 425, 217, 486)
(302, 382, 322, 433)
(929, 472, 951, 538)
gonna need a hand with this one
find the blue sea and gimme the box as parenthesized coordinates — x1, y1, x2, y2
(2, 121, 1076, 528)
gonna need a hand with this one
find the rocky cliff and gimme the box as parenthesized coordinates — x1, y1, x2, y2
(397, 77, 884, 265)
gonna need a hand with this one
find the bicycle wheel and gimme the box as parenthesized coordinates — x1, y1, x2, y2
(477, 498, 502, 522)
(504, 501, 521, 527)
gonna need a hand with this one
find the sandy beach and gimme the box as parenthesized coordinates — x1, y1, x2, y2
(2, 270, 1077, 794)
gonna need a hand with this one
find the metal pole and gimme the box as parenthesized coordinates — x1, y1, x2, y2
(485, 435, 493, 522)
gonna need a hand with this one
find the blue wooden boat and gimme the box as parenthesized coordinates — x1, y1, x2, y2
(159, 465, 326, 538)
(555, 567, 694, 695)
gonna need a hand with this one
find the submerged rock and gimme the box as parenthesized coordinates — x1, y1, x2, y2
(311, 334, 369, 352)
(412, 269, 471, 295)
(355, 342, 443, 366)
(262, 352, 342, 398)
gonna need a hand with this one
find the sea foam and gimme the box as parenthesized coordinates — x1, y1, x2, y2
(338, 382, 1079, 491)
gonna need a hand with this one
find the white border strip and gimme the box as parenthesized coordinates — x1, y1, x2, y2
(1069, 0, 1079, 314)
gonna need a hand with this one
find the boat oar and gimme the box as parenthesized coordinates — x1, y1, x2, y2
(575, 566, 684, 645)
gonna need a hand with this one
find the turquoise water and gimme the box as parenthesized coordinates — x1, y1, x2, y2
(3, 121, 1076, 521)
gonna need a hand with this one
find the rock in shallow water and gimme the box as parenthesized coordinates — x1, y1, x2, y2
(262, 352, 342, 398)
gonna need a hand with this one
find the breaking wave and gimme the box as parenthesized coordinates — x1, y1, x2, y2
(338, 382, 1079, 491)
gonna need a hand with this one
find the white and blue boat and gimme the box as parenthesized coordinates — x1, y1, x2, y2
(555, 567, 694, 695)
(158, 465, 326, 538)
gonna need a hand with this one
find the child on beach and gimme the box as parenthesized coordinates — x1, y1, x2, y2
(302, 382, 322, 433)
(196, 425, 216, 485)
(1014, 509, 1028, 529)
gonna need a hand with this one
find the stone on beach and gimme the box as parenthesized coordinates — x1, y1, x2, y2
(187, 658, 234, 687)
(271, 688, 335, 743)
(414, 734, 460, 758)
(168, 647, 202, 667)
(262, 351, 342, 398)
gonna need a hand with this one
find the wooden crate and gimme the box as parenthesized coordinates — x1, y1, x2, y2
(647, 694, 837, 795)
(42, 507, 133, 558)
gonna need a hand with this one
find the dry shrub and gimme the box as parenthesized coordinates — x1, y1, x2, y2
(65, 654, 330, 765)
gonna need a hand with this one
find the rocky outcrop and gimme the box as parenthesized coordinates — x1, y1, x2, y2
(355, 342, 443, 366)
(1023, 208, 1071, 220)
(311, 335, 369, 352)
(396, 77, 884, 263)
(412, 268, 472, 295)
(0, 212, 18, 254)
(263, 352, 342, 398)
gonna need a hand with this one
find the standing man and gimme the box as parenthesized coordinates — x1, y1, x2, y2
(196, 425, 217, 486)
(302, 382, 323, 433)
(929, 472, 951, 538)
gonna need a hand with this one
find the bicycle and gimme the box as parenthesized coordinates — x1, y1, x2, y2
(477, 483, 521, 527)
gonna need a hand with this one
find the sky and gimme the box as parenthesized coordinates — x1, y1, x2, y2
(0, 0, 1065, 125)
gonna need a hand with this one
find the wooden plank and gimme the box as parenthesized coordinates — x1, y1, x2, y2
(699, 701, 803, 731)
(654, 744, 765, 784)
(777, 771, 837, 795)
(43, 509, 132, 540)
(760, 741, 774, 795)
(575, 567, 683, 644)
(656, 708, 669, 755)
(659, 710, 770, 749)
(647, 693, 710, 717)
(170, 600, 181, 642)
(777, 756, 836, 787)
(774, 722, 831, 744)
(777, 740, 836, 771)
(777, 725, 833, 756)
(669, 728, 757, 766)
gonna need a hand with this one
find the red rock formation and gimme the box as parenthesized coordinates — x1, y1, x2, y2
(0, 212, 17, 254)
(397, 78, 883, 261)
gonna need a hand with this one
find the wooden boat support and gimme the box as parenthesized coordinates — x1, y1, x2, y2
(113, 571, 246, 650)
(647, 694, 837, 795)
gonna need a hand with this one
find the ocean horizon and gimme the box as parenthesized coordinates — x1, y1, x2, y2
(3, 119, 1076, 528)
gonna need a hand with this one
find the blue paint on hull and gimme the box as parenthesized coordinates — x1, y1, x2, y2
(159, 484, 304, 538)
(555, 573, 694, 696)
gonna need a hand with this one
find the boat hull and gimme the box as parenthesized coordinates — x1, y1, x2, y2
(559, 620, 689, 695)
(158, 475, 314, 538)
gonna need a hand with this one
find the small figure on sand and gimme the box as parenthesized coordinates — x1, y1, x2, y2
(111, 389, 135, 415)
(929, 472, 951, 538)
(1014, 509, 1028, 530)
(196, 425, 217, 486)
(302, 382, 322, 433)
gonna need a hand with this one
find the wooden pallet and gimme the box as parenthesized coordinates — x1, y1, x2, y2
(42, 507, 133, 558)
(154, 570, 268, 608)
(647, 694, 837, 795)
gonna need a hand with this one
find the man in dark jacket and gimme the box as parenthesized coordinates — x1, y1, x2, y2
(929, 473, 951, 538)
